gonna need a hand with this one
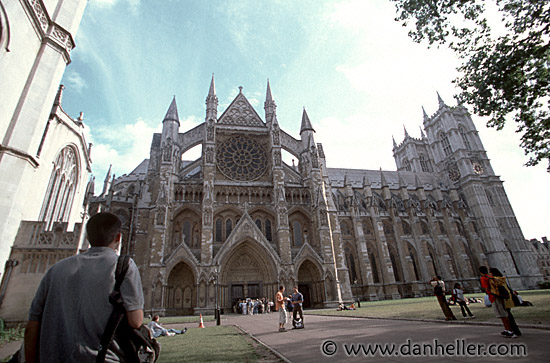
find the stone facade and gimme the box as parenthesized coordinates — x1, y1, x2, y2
(528, 237, 550, 281)
(0, 0, 91, 322)
(90, 79, 542, 316)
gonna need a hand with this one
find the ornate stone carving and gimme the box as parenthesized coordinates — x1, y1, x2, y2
(216, 135, 267, 181)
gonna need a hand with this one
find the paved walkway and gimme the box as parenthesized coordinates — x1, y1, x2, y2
(3, 314, 548, 362)
(225, 313, 550, 362)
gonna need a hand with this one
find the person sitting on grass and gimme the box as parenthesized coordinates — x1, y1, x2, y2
(513, 291, 533, 306)
(147, 315, 187, 338)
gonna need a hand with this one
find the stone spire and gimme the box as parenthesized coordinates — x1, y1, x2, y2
(163, 96, 180, 125)
(264, 79, 276, 126)
(54, 84, 65, 107)
(206, 73, 218, 120)
(300, 108, 315, 134)
(422, 106, 429, 121)
(392, 136, 397, 149)
(419, 126, 426, 139)
(437, 91, 446, 109)
(380, 168, 388, 187)
(101, 164, 112, 197)
(403, 125, 409, 138)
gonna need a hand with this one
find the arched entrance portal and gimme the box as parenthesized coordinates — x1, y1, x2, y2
(297, 260, 323, 308)
(165, 262, 195, 316)
(220, 241, 278, 309)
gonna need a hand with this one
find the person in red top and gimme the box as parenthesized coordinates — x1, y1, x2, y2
(479, 266, 516, 338)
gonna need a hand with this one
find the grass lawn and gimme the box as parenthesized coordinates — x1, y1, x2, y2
(306, 290, 550, 326)
(155, 325, 280, 362)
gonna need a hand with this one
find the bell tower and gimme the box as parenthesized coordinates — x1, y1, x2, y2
(422, 94, 540, 288)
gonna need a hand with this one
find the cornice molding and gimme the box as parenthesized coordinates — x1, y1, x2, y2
(23, 0, 75, 63)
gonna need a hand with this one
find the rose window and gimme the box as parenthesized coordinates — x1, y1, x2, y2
(216, 135, 268, 181)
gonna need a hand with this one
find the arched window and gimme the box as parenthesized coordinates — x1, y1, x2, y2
(225, 219, 233, 239)
(402, 221, 411, 235)
(459, 126, 471, 150)
(402, 158, 411, 171)
(265, 219, 272, 242)
(408, 244, 421, 281)
(292, 221, 303, 247)
(419, 154, 431, 172)
(438, 221, 447, 234)
(370, 252, 380, 283)
(439, 132, 452, 157)
(485, 190, 494, 205)
(40, 146, 79, 229)
(345, 247, 358, 284)
(182, 221, 191, 246)
(215, 218, 223, 242)
(255, 218, 262, 231)
(420, 220, 429, 235)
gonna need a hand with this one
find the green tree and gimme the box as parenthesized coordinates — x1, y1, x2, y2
(391, 0, 549, 168)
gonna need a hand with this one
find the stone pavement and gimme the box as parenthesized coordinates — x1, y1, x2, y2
(225, 313, 550, 362)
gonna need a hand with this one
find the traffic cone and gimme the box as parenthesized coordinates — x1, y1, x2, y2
(198, 314, 205, 328)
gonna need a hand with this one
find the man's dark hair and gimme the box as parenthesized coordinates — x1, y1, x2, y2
(479, 266, 488, 274)
(489, 267, 503, 277)
(279, 285, 284, 291)
(86, 212, 122, 247)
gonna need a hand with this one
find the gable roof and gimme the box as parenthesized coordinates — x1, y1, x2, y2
(217, 88, 265, 127)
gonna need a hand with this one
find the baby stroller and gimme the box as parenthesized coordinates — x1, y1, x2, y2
(293, 318, 304, 329)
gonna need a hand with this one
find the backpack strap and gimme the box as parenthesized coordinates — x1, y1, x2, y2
(96, 255, 131, 363)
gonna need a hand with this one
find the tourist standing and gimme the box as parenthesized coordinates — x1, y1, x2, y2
(479, 266, 517, 338)
(452, 283, 474, 318)
(275, 286, 287, 332)
(291, 286, 304, 329)
(430, 276, 457, 321)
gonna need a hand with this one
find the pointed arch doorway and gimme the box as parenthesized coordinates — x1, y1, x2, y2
(297, 260, 323, 308)
(165, 262, 195, 315)
(220, 241, 278, 308)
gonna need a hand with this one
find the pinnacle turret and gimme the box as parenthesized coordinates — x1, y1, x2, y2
(206, 74, 218, 120)
(419, 126, 426, 139)
(264, 79, 276, 126)
(54, 84, 65, 107)
(101, 165, 112, 197)
(403, 125, 409, 138)
(300, 108, 315, 134)
(163, 96, 180, 125)
(422, 106, 429, 121)
(392, 136, 397, 149)
(437, 91, 446, 108)
(380, 168, 388, 187)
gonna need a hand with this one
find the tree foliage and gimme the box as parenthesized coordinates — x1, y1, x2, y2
(391, 0, 550, 168)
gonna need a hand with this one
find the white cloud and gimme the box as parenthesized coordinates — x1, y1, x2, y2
(89, 0, 140, 12)
(64, 71, 88, 93)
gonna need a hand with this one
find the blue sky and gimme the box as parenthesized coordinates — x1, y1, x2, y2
(59, 0, 549, 239)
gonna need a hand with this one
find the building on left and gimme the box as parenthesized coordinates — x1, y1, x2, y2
(0, 0, 91, 321)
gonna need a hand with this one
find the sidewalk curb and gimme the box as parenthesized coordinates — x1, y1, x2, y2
(234, 324, 291, 363)
(306, 313, 550, 330)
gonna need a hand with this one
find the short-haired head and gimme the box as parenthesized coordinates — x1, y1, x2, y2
(479, 266, 488, 274)
(153, 315, 160, 322)
(86, 212, 122, 247)
(279, 285, 284, 291)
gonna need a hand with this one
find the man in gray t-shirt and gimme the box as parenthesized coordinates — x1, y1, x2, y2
(24, 212, 144, 363)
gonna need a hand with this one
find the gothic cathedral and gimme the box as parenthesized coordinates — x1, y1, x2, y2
(0, 0, 542, 321)
(89, 77, 541, 316)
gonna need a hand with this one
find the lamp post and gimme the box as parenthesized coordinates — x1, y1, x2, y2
(214, 263, 221, 325)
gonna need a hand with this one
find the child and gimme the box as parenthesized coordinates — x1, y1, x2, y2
(453, 283, 474, 318)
